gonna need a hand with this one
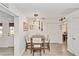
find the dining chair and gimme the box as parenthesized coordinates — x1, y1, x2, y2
(25, 36, 31, 51)
(31, 37, 43, 56)
(44, 35, 50, 52)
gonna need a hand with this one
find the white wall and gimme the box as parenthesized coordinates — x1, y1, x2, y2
(0, 10, 14, 47)
(66, 9, 79, 55)
(46, 20, 62, 43)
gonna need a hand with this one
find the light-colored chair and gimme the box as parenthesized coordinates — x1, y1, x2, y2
(31, 37, 43, 56)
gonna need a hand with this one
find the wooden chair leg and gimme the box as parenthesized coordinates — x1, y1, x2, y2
(40, 49, 41, 56)
(32, 49, 42, 56)
(33, 51, 34, 56)
(31, 45, 32, 53)
(32, 49, 34, 56)
(31, 48, 32, 53)
(42, 43, 45, 53)
(48, 43, 50, 51)
(43, 48, 45, 53)
(26, 46, 27, 51)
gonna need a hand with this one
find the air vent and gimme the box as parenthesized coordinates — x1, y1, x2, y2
(1, 3, 9, 8)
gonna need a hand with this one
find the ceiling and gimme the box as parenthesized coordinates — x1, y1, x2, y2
(14, 3, 79, 20)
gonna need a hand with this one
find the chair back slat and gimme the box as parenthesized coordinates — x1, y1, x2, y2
(32, 38, 42, 43)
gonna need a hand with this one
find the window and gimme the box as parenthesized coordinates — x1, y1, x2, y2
(9, 23, 14, 35)
(0, 23, 3, 37)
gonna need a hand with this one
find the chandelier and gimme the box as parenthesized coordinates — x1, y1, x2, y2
(31, 13, 43, 31)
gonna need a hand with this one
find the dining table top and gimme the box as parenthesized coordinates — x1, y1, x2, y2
(31, 35, 45, 39)
(30, 35, 46, 41)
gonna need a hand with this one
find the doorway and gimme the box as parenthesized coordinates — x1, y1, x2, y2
(61, 22, 68, 46)
(0, 10, 14, 56)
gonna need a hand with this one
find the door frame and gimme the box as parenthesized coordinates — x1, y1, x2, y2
(0, 4, 19, 56)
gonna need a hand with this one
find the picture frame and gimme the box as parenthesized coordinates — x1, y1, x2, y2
(23, 22, 28, 31)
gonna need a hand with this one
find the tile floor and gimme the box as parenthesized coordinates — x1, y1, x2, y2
(0, 47, 14, 56)
(23, 43, 75, 56)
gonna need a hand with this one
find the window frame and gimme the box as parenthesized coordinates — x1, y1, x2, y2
(9, 23, 14, 36)
(0, 23, 3, 37)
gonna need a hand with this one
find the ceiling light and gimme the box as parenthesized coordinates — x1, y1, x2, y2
(34, 13, 38, 17)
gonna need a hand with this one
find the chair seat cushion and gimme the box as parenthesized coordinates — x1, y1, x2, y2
(33, 45, 41, 48)
(45, 40, 49, 43)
